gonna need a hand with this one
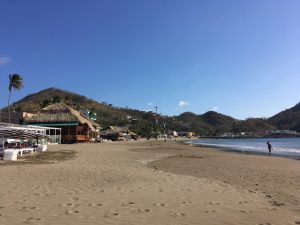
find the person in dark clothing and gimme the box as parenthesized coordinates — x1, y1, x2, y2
(267, 141, 273, 156)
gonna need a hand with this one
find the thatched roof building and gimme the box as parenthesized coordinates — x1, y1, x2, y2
(24, 103, 100, 143)
(100, 126, 137, 141)
(25, 103, 99, 130)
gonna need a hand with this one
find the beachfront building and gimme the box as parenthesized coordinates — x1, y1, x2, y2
(0, 122, 61, 144)
(24, 103, 101, 143)
(100, 126, 138, 141)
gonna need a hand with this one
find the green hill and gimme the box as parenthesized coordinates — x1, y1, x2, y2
(8, 87, 129, 127)
(5, 87, 300, 135)
(268, 103, 300, 131)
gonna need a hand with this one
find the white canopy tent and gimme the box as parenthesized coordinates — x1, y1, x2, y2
(0, 122, 61, 144)
(0, 127, 49, 139)
(0, 127, 50, 160)
(0, 127, 50, 151)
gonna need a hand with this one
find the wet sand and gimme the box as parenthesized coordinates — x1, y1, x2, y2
(148, 142, 300, 211)
(0, 140, 299, 225)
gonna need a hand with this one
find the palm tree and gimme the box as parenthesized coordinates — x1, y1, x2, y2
(8, 74, 23, 123)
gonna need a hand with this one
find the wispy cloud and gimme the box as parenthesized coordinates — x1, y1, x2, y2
(179, 100, 190, 107)
(0, 55, 11, 66)
(212, 106, 218, 111)
(147, 102, 153, 106)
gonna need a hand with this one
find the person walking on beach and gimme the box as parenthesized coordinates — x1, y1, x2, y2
(267, 141, 273, 156)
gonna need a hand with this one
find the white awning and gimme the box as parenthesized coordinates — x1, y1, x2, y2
(0, 127, 49, 139)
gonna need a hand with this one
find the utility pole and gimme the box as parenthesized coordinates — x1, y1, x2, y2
(155, 106, 158, 125)
(154, 106, 159, 139)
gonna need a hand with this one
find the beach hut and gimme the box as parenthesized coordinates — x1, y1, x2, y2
(100, 126, 137, 141)
(24, 103, 100, 143)
(99, 129, 121, 141)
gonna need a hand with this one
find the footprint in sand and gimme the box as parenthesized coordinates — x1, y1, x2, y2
(270, 201, 285, 207)
(294, 221, 300, 225)
(32, 185, 41, 189)
(267, 207, 277, 211)
(153, 202, 166, 207)
(74, 188, 83, 193)
(71, 197, 80, 201)
(88, 203, 103, 207)
(14, 200, 27, 204)
(171, 212, 186, 217)
(103, 212, 119, 218)
(131, 209, 151, 213)
(238, 201, 249, 204)
(121, 202, 135, 206)
(58, 202, 79, 208)
(33, 192, 44, 197)
(256, 223, 272, 225)
(181, 201, 193, 204)
(64, 210, 80, 215)
(207, 201, 221, 205)
(203, 209, 217, 213)
(18, 206, 38, 212)
(240, 210, 253, 214)
(23, 217, 42, 223)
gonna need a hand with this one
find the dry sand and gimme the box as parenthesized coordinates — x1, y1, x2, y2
(0, 140, 300, 225)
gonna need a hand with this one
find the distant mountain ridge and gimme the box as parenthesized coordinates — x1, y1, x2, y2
(4, 87, 300, 134)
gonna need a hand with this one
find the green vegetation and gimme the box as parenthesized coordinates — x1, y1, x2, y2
(268, 103, 300, 131)
(5, 87, 300, 136)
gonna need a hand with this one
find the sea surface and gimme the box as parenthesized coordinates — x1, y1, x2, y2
(189, 138, 300, 159)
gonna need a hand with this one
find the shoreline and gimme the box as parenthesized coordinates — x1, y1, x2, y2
(147, 141, 300, 213)
(185, 138, 300, 160)
(188, 142, 300, 160)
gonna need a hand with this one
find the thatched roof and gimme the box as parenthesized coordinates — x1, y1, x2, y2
(25, 103, 100, 132)
(109, 126, 130, 133)
(81, 113, 101, 129)
(100, 126, 129, 136)
(100, 126, 137, 137)
(100, 129, 121, 136)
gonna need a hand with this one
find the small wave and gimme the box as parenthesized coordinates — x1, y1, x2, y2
(192, 141, 300, 156)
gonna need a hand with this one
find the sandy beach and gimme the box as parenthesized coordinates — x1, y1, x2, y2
(0, 140, 300, 225)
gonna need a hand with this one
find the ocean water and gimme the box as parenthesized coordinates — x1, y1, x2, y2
(189, 138, 300, 158)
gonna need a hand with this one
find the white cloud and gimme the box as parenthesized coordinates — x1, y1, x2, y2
(212, 106, 218, 111)
(179, 100, 190, 107)
(147, 102, 153, 106)
(0, 55, 11, 66)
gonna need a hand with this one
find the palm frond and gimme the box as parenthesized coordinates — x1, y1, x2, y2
(9, 73, 24, 91)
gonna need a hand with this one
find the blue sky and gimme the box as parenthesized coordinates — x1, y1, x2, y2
(0, 0, 299, 119)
